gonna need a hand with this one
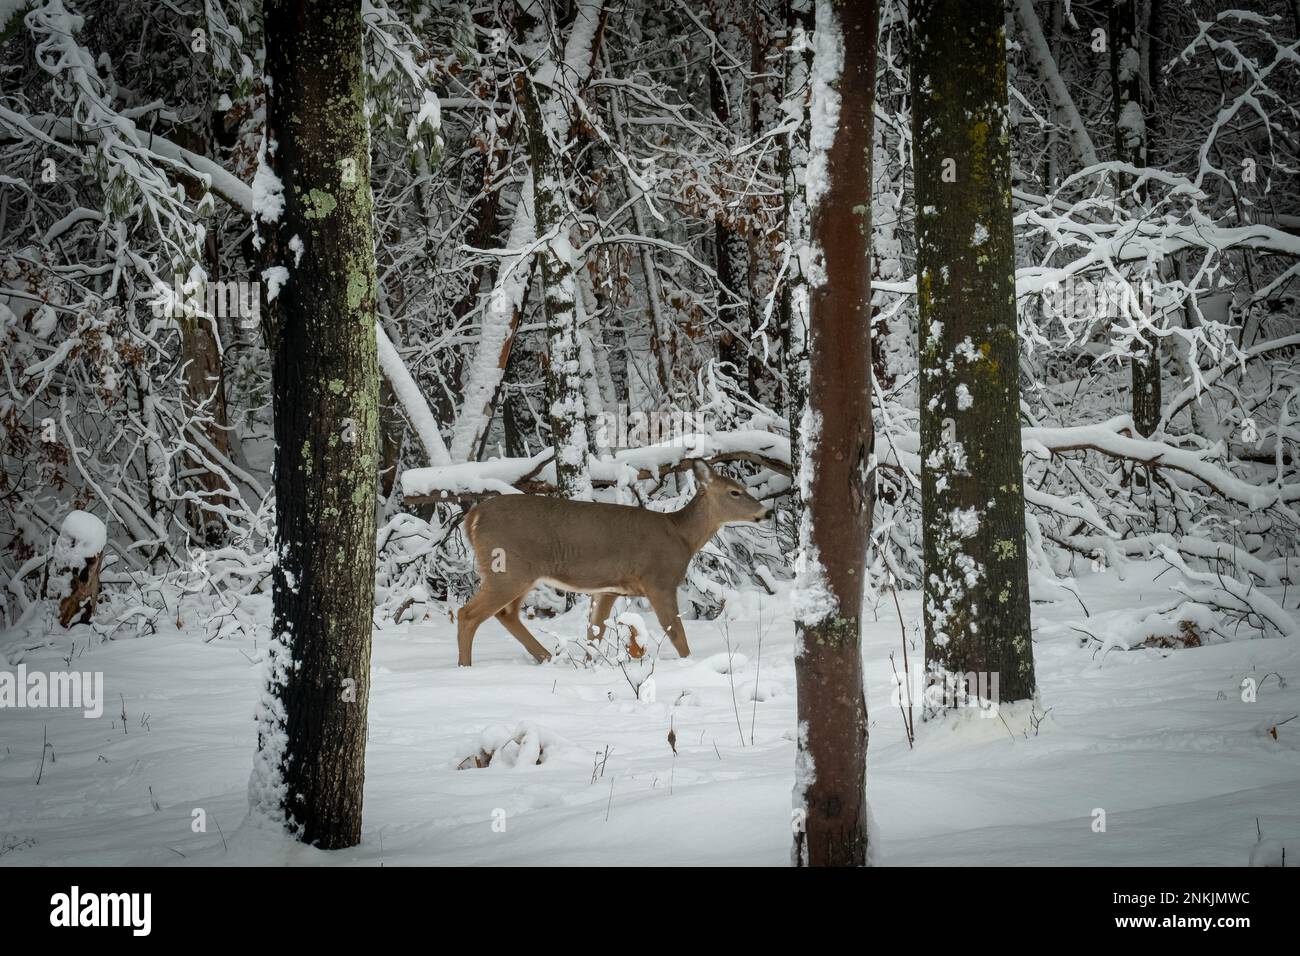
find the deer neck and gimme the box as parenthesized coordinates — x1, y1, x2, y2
(670, 493, 720, 556)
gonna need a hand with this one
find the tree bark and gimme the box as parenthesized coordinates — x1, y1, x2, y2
(1011, 0, 1100, 169)
(448, 182, 535, 462)
(1110, 0, 1161, 437)
(518, 0, 594, 499)
(709, 2, 755, 384)
(744, 0, 784, 403)
(607, 68, 673, 398)
(781, 0, 814, 492)
(253, 0, 379, 850)
(792, 0, 876, 868)
(171, 123, 234, 545)
(911, 0, 1037, 706)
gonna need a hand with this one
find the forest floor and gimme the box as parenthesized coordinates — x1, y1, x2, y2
(2, 563, 1298, 866)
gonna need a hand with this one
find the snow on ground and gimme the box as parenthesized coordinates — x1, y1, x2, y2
(2, 563, 1298, 866)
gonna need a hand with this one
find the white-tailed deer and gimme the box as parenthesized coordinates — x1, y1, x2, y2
(456, 460, 771, 666)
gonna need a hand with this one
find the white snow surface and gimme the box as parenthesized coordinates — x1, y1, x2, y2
(2, 563, 1297, 865)
(56, 509, 106, 560)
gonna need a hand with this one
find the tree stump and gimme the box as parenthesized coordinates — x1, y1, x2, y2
(45, 510, 106, 627)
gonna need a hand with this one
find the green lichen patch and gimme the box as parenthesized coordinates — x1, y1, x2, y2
(302, 188, 337, 220)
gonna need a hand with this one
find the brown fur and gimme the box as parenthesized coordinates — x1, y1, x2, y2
(456, 461, 770, 665)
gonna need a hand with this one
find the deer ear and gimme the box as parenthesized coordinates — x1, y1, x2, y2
(691, 459, 712, 485)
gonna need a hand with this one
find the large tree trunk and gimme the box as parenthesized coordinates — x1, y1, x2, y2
(911, 0, 1037, 706)
(518, 0, 597, 500)
(792, 0, 877, 869)
(252, 0, 379, 850)
(1111, 0, 1161, 437)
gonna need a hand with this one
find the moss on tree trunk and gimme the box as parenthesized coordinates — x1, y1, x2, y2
(911, 0, 1037, 706)
(259, 0, 379, 850)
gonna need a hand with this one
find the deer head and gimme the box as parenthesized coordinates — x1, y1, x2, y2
(687, 459, 772, 529)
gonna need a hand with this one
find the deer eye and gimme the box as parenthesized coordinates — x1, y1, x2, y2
(729, 490, 741, 497)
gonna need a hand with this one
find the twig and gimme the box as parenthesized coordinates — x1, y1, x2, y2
(888, 583, 915, 747)
(719, 619, 746, 746)
(35, 725, 52, 785)
(888, 653, 914, 750)
(1061, 582, 1090, 617)
(995, 710, 1017, 741)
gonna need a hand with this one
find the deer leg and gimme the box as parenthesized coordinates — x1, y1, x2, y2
(495, 596, 552, 663)
(457, 580, 525, 667)
(645, 587, 691, 658)
(588, 592, 617, 643)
